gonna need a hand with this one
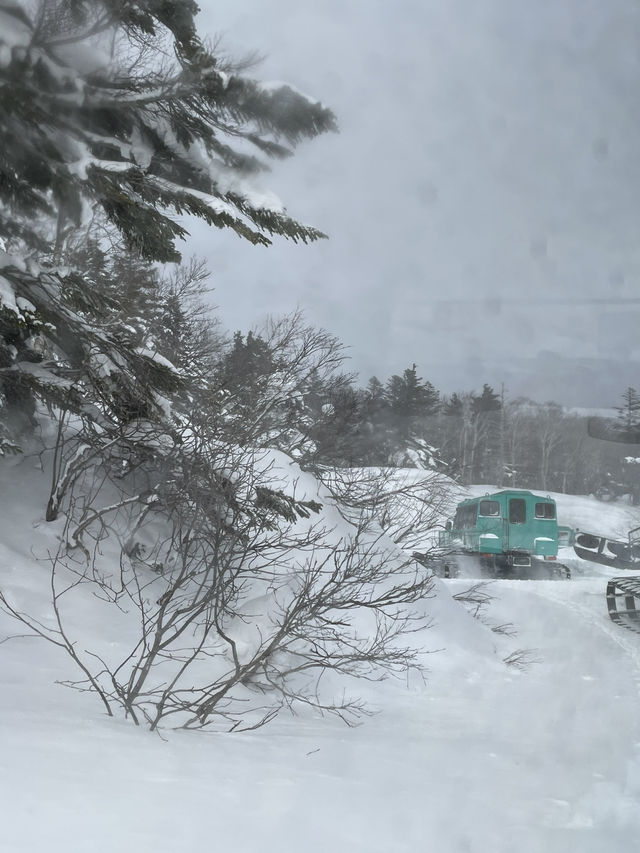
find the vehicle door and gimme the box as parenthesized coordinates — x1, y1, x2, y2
(506, 497, 528, 551)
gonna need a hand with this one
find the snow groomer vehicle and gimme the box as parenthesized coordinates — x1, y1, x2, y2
(437, 483, 640, 633)
(437, 489, 571, 579)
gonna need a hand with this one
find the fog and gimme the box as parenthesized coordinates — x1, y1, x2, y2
(186, 0, 640, 406)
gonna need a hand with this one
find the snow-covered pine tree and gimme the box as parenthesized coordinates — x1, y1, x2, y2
(0, 0, 336, 442)
(149, 257, 222, 383)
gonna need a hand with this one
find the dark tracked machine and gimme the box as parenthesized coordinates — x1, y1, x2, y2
(573, 525, 640, 634)
(583, 415, 640, 634)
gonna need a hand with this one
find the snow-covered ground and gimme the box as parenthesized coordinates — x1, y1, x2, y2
(1, 458, 640, 852)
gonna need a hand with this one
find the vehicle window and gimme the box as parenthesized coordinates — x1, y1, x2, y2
(508, 498, 526, 524)
(479, 500, 500, 517)
(535, 502, 555, 519)
(454, 505, 478, 528)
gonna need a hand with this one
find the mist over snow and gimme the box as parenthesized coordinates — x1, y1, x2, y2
(186, 0, 640, 406)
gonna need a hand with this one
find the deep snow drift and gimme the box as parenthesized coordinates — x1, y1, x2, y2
(1, 456, 640, 852)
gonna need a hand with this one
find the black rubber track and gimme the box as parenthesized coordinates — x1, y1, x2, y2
(606, 577, 640, 635)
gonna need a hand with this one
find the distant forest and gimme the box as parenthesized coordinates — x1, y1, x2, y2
(3, 231, 637, 502)
(214, 331, 640, 503)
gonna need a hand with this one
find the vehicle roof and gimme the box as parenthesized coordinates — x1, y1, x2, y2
(457, 490, 556, 506)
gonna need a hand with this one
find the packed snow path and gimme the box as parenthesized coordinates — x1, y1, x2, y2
(1, 575, 639, 852)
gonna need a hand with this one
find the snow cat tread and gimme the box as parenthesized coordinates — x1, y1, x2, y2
(427, 553, 571, 580)
(606, 577, 640, 635)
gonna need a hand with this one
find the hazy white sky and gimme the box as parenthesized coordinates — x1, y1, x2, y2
(186, 0, 640, 405)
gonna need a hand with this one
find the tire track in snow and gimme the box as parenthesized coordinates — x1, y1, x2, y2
(529, 579, 640, 693)
(526, 578, 640, 782)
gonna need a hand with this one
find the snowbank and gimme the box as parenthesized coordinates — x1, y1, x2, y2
(1, 456, 639, 851)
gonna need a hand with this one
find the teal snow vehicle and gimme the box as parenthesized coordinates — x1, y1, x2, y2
(435, 487, 640, 631)
(437, 489, 571, 579)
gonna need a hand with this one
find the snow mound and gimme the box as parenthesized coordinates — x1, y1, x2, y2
(3, 458, 639, 851)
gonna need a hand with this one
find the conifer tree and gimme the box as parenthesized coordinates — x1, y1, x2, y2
(150, 257, 221, 382)
(208, 316, 350, 461)
(617, 387, 640, 437)
(385, 364, 440, 442)
(0, 0, 336, 441)
(367, 377, 386, 406)
(355, 377, 392, 465)
(302, 376, 366, 467)
(442, 392, 464, 417)
(386, 365, 440, 421)
(472, 383, 502, 414)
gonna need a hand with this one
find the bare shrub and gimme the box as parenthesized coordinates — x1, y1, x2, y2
(1, 438, 437, 731)
(451, 582, 495, 621)
(319, 466, 456, 558)
(502, 649, 541, 671)
(452, 581, 518, 636)
(452, 583, 536, 666)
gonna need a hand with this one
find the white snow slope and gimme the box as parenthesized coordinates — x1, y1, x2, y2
(1, 457, 640, 853)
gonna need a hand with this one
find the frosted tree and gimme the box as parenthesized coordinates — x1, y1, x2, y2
(0, 0, 336, 441)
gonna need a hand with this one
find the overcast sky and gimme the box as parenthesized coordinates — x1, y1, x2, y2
(185, 0, 640, 406)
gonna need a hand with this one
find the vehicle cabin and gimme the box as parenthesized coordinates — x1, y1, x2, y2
(440, 489, 560, 563)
